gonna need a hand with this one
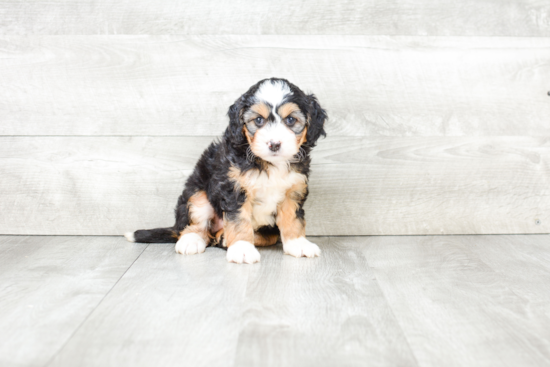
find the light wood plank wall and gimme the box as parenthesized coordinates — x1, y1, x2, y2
(0, 1, 548, 235)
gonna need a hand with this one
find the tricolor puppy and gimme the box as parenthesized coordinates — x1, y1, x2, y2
(125, 78, 327, 264)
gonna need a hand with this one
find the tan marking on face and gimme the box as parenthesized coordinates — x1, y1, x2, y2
(278, 102, 301, 118)
(243, 125, 253, 144)
(276, 181, 308, 241)
(297, 126, 307, 146)
(178, 191, 212, 243)
(254, 232, 279, 247)
(250, 102, 270, 119)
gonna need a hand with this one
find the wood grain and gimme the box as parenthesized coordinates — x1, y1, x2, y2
(0, 235, 146, 367)
(1, 0, 549, 36)
(0, 136, 547, 236)
(47, 238, 418, 367)
(459, 235, 550, 314)
(233, 238, 417, 367)
(0, 136, 211, 236)
(308, 136, 550, 235)
(1, 36, 549, 137)
(48, 241, 250, 367)
(361, 235, 550, 367)
(5, 235, 550, 366)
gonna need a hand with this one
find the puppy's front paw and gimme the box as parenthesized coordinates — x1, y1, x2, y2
(175, 233, 207, 255)
(283, 237, 321, 258)
(226, 241, 261, 264)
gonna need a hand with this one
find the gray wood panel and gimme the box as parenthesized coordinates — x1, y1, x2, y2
(1, 36, 549, 137)
(48, 241, 250, 367)
(0, 236, 146, 367)
(362, 235, 550, 367)
(1, 136, 547, 236)
(48, 238, 418, 367)
(233, 238, 417, 367)
(1, 0, 549, 36)
(6, 235, 550, 366)
(465, 235, 550, 307)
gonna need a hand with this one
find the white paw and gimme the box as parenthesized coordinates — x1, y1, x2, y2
(226, 241, 261, 264)
(175, 233, 207, 255)
(283, 237, 321, 258)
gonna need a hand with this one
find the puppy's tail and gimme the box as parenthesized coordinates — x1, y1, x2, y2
(124, 227, 178, 243)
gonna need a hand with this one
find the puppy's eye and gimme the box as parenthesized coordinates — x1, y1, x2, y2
(254, 117, 265, 126)
(286, 116, 296, 125)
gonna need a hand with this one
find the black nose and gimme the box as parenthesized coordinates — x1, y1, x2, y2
(268, 141, 281, 152)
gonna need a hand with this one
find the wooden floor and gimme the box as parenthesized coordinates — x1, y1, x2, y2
(1, 235, 550, 367)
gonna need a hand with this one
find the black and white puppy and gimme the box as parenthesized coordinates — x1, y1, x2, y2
(125, 78, 327, 264)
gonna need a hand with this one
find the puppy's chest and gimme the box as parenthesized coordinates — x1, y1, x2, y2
(245, 168, 305, 228)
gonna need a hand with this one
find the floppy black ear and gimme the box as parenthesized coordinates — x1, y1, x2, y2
(305, 94, 327, 147)
(225, 97, 247, 145)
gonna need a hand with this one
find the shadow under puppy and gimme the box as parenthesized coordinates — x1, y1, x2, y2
(125, 78, 327, 264)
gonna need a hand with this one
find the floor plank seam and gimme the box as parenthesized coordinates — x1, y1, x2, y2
(231, 257, 253, 367)
(364, 254, 422, 367)
(41, 242, 151, 367)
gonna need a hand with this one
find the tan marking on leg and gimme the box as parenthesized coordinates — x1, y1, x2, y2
(223, 198, 254, 247)
(180, 224, 209, 242)
(178, 191, 213, 243)
(209, 228, 224, 247)
(254, 232, 279, 247)
(276, 181, 308, 242)
(243, 125, 253, 145)
(225, 168, 256, 247)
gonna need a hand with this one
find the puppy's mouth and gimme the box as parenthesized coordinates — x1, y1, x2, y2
(256, 150, 286, 162)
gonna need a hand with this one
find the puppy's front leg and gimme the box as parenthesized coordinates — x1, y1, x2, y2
(276, 188, 321, 258)
(224, 204, 261, 264)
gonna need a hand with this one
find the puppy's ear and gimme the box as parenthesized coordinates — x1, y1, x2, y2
(305, 94, 327, 147)
(226, 97, 247, 145)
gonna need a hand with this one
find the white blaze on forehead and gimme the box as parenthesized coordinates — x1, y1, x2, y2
(254, 80, 292, 118)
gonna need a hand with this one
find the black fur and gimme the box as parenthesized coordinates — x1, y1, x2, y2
(129, 78, 327, 244)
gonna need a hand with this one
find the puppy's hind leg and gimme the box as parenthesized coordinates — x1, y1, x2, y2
(254, 230, 279, 247)
(175, 191, 215, 255)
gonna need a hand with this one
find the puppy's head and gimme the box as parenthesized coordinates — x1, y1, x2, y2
(227, 78, 327, 164)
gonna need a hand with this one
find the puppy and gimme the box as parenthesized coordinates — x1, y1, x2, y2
(125, 78, 327, 264)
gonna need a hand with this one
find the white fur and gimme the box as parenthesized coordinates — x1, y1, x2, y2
(175, 233, 207, 255)
(239, 165, 306, 229)
(283, 237, 321, 258)
(252, 121, 299, 163)
(124, 232, 135, 242)
(254, 80, 292, 112)
(191, 199, 215, 227)
(226, 241, 261, 264)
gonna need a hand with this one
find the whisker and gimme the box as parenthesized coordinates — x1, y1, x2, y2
(246, 146, 255, 163)
(294, 147, 306, 162)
